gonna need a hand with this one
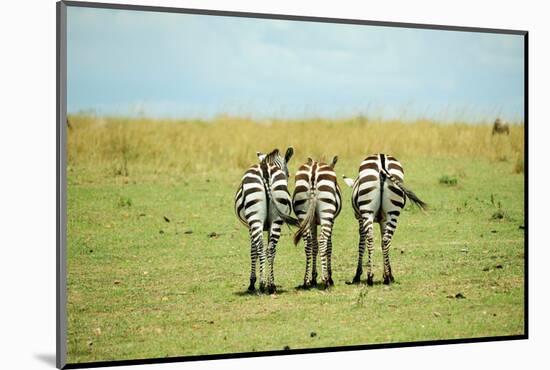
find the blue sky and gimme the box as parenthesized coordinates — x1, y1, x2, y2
(67, 6, 525, 123)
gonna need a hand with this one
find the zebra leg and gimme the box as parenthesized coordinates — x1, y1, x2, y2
(267, 221, 282, 294)
(248, 228, 258, 292)
(364, 218, 375, 286)
(319, 224, 333, 289)
(382, 225, 396, 285)
(301, 229, 313, 289)
(254, 228, 267, 293)
(327, 234, 334, 286)
(310, 224, 318, 287)
(352, 218, 366, 284)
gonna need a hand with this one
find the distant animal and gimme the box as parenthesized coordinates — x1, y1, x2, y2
(234, 148, 299, 294)
(292, 156, 342, 289)
(342, 154, 427, 285)
(492, 118, 510, 135)
(66, 118, 73, 130)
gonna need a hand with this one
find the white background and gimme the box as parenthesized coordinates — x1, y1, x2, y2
(0, 0, 546, 369)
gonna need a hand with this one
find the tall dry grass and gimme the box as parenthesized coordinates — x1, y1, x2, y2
(67, 114, 524, 180)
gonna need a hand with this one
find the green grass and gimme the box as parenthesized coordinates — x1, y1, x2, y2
(66, 116, 525, 363)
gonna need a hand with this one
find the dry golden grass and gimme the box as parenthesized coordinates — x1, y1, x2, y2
(67, 114, 524, 181)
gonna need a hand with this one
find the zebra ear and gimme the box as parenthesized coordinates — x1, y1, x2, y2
(307, 157, 313, 165)
(284, 147, 294, 162)
(256, 151, 267, 162)
(342, 175, 354, 188)
(330, 156, 338, 168)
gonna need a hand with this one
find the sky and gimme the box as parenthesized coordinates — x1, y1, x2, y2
(67, 6, 525, 123)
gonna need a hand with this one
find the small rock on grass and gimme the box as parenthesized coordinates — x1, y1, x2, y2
(310, 332, 317, 338)
(446, 292, 466, 299)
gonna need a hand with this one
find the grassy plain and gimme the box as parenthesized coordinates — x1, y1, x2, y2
(66, 115, 525, 363)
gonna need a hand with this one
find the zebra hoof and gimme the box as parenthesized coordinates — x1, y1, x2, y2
(328, 277, 334, 286)
(366, 275, 374, 286)
(311, 279, 317, 287)
(352, 275, 362, 284)
(383, 275, 394, 285)
(259, 282, 267, 293)
(247, 284, 256, 292)
(268, 284, 276, 294)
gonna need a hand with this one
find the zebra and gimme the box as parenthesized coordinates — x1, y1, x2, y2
(292, 156, 342, 289)
(234, 148, 300, 294)
(342, 154, 427, 286)
(492, 118, 510, 135)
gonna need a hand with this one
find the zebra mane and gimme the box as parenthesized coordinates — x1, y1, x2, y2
(264, 149, 280, 165)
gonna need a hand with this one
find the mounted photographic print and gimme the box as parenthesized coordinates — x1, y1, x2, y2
(56, 1, 527, 368)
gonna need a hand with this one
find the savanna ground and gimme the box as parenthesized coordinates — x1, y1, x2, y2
(66, 115, 525, 364)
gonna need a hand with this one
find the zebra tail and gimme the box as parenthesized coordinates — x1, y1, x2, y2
(261, 174, 301, 228)
(399, 183, 428, 210)
(293, 190, 317, 245)
(272, 197, 301, 228)
(381, 168, 428, 211)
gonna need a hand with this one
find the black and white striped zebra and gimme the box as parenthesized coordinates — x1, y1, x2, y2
(292, 156, 342, 289)
(342, 154, 427, 285)
(234, 148, 300, 294)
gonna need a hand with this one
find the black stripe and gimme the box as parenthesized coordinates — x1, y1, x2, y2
(243, 187, 263, 199)
(360, 162, 379, 172)
(388, 185, 404, 197)
(319, 197, 336, 206)
(317, 173, 336, 182)
(245, 198, 262, 208)
(276, 198, 291, 207)
(359, 175, 378, 184)
(388, 162, 403, 173)
(318, 185, 335, 194)
(272, 172, 286, 182)
(293, 198, 307, 207)
(295, 173, 309, 182)
(273, 184, 288, 192)
(391, 199, 405, 208)
(358, 199, 372, 206)
(294, 185, 309, 194)
(357, 186, 377, 197)
(242, 176, 262, 184)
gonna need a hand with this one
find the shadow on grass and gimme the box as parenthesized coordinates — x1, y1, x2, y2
(233, 287, 290, 296)
(344, 279, 399, 286)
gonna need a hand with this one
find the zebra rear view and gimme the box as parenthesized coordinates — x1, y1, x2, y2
(343, 154, 427, 286)
(293, 156, 342, 289)
(234, 147, 299, 294)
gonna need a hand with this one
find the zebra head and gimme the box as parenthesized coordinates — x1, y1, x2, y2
(256, 147, 294, 178)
